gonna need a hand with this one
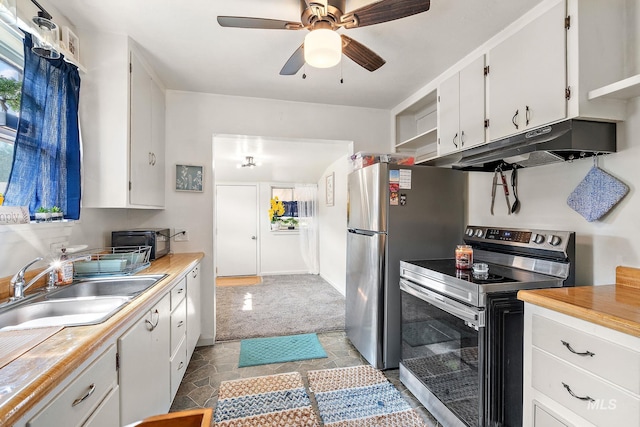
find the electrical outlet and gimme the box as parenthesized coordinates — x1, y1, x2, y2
(175, 230, 189, 241)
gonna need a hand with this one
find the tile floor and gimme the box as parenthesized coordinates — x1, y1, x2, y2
(170, 330, 440, 426)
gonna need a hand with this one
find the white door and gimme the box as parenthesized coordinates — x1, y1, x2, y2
(216, 185, 258, 276)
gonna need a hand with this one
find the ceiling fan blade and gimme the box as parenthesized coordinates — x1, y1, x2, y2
(341, 35, 385, 72)
(280, 45, 305, 75)
(217, 16, 304, 30)
(341, 0, 430, 29)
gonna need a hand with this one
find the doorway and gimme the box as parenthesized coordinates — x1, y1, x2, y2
(215, 184, 258, 277)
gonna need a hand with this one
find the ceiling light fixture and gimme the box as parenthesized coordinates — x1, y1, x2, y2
(30, 0, 60, 59)
(304, 27, 341, 69)
(241, 156, 257, 168)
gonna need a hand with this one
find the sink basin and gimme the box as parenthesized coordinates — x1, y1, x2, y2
(46, 274, 167, 299)
(0, 296, 131, 330)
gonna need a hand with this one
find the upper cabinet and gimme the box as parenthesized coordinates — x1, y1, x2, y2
(393, 0, 628, 164)
(79, 33, 166, 209)
(487, 1, 566, 141)
(438, 55, 486, 156)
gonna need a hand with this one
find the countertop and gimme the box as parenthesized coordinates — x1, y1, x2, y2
(518, 266, 640, 338)
(0, 252, 204, 427)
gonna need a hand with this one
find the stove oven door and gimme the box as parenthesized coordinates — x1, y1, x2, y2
(400, 278, 485, 427)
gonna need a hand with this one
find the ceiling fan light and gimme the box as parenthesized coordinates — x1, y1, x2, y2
(304, 29, 341, 69)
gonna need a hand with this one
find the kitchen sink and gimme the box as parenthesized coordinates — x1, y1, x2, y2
(0, 296, 132, 330)
(46, 274, 167, 299)
(0, 274, 168, 330)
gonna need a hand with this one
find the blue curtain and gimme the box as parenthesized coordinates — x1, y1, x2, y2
(4, 33, 81, 219)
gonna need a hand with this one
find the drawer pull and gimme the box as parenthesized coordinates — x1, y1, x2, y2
(562, 382, 595, 402)
(177, 288, 184, 294)
(178, 361, 184, 370)
(145, 309, 160, 331)
(177, 320, 184, 328)
(561, 340, 595, 357)
(72, 383, 96, 407)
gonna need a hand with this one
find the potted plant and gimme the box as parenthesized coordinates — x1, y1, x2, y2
(35, 206, 51, 222)
(51, 206, 63, 221)
(0, 76, 21, 126)
(268, 197, 284, 231)
(280, 217, 299, 230)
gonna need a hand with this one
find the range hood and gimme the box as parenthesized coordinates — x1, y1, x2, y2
(423, 119, 616, 171)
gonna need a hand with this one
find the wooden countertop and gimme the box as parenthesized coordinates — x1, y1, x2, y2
(0, 252, 204, 427)
(518, 266, 640, 338)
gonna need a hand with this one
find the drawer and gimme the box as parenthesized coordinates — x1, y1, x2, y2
(171, 297, 187, 355)
(170, 335, 188, 400)
(171, 277, 186, 310)
(532, 348, 640, 427)
(532, 314, 640, 394)
(82, 385, 119, 427)
(28, 345, 117, 427)
(533, 402, 569, 427)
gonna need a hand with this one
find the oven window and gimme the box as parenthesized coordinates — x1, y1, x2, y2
(401, 290, 481, 427)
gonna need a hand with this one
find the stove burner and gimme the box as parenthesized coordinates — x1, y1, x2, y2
(456, 269, 512, 285)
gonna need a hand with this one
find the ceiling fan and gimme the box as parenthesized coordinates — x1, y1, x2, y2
(217, 0, 431, 75)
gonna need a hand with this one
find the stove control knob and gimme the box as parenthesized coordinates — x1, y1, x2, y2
(474, 229, 484, 238)
(549, 235, 562, 246)
(466, 228, 475, 237)
(532, 233, 545, 244)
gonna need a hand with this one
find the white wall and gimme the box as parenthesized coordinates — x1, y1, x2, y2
(468, 97, 640, 285)
(318, 156, 349, 295)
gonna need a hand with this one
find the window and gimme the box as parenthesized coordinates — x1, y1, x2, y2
(271, 187, 298, 218)
(0, 21, 22, 195)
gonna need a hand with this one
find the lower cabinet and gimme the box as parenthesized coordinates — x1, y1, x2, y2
(523, 304, 640, 427)
(118, 293, 171, 425)
(27, 345, 118, 427)
(186, 263, 201, 360)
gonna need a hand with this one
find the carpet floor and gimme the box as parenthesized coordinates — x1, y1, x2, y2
(216, 274, 345, 341)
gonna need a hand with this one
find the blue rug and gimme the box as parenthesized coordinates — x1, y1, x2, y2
(307, 365, 428, 426)
(238, 333, 327, 368)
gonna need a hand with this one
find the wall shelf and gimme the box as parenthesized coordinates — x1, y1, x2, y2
(395, 127, 437, 151)
(588, 74, 640, 100)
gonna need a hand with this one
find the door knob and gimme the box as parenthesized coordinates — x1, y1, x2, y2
(251, 236, 257, 240)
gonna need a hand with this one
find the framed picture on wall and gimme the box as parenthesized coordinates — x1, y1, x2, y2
(175, 164, 204, 192)
(326, 172, 334, 206)
(62, 27, 80, 61)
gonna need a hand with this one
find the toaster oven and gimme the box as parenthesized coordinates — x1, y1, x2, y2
(111, 228, 170, 260)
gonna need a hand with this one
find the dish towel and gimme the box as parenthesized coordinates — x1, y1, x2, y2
(567, 165, 629, 222)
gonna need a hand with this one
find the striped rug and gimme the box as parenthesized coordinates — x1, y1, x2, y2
(307, 365, 428, 427)
(214, 372, 319, 426)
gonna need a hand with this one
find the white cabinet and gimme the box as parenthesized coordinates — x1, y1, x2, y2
(79, 32, 165, 209)
(186, 263, 201, 360)
(523, 304, 640, 427)
(488, 1, 567, 141)
(438, 55, 486, 156)
(27, 345, 118, 427)
(170, 278, 188, 401)
(118, 293, 171, 425)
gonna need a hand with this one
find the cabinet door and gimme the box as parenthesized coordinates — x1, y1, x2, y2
(186, 264, 201, 360)
(489, 1, 566, 141)
(149, 78, 166, 206)
(517, 0, 566, 131)
(82, 386, 120, 427)
(129, 49, 153, 206)
(459, 55, 486, 150)
(437, 72, 460, 156)
(118, 293, 171, 425)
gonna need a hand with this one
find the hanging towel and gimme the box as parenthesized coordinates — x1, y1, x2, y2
(567, 166, 629, 222)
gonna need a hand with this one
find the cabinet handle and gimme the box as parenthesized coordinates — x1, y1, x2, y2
(72, 383, 96, 407)
(452, 132, 458, 148)
(177, 320, 184, 328)
(562, 382, 595, 402)
(525, 105, 531, 126)
(192, 268, 198, 278)
(460, 130, 465, 147)
(512, 109, 519, 129)
(178, 361, 185, 370)
(177, 288, 184, 294)
(148, 152, 153, 165)
(145, 309, 160, 331)
(561, 340, 595, 357)
(151, 152, 156, 166)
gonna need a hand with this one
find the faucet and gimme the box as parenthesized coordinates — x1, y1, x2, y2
(9, 255, 91, 300)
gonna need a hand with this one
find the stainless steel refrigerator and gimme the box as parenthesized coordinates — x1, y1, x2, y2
(346, 162, 466, 369)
